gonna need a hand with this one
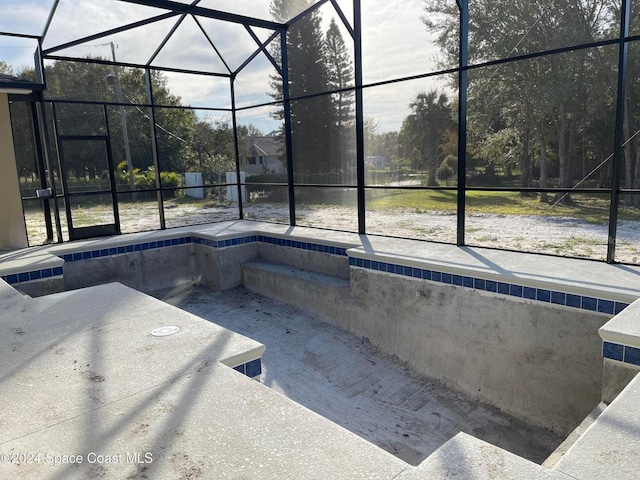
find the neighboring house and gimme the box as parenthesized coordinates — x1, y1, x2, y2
(365, 156, 387, 169)
(243, 137, 284, 175)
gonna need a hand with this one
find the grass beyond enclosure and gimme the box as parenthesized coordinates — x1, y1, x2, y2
(367, 190, 640, 225)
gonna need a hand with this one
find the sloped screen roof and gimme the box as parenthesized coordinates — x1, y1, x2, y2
(36, 0, 345, 73)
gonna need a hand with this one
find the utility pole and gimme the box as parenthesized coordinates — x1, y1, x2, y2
(110, 42, 135, 194)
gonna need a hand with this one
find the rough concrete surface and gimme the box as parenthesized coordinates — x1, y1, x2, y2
(0, 283, 264, 443)
(2, 282, 411, 480)
(0, 362, 406, 480)
(242, 259, 608, 436)
(344, 269, 609, 436)
(257, 242, 352, 279)
(395, 432, 574, 480)
(63, 245, 197, 292)
(555, 373, 640, 479)
(601, 358, 640, 404)
(154, 284, 564, 466)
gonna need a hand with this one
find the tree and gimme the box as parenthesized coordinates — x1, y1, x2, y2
(618, 4, 640, 207)
(422, 0, 617, 203)
(324, 18, 355, 182)
(363, 117, 380, 158)
(0, 61, 12, 75)
(42, 58, 198, 178)
(269, 0, 336, 183)
(398, 90, 455, 186)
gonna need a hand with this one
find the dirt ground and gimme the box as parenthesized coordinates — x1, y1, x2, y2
(23, 200, 640, 263)
(153, 283, 564, 467)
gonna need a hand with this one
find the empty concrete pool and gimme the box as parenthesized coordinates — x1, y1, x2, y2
(2, 221, 640, 479)
(153, 283, 563, 465)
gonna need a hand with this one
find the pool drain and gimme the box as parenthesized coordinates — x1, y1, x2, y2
(150, 326, 180, 337)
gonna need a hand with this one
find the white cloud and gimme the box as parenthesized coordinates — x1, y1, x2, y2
(0, 1, 53, 70)
(7, 0, 456, 133)
(0, 1, 53, 35)
(198, 0, 272, 22)
(44, 0, 173, 48)
(163, 71, 231, 109)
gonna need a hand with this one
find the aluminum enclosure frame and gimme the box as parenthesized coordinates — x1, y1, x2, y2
(2, 0, 639, 264)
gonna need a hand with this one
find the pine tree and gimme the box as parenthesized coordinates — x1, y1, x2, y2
(269, 0, 335, 182)
(324, 18, 355, 183)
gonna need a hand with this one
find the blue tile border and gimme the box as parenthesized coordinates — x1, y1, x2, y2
(58, 235, 196, 265)
(57, 234, 348, 264)
(4, 233, 352, 285)
(603, 341, 624, 361)
(255, 235, 347, 256)
(604, 341, 640, 366)
(625, 346, 640, 366)
(192, 233, 348, 258)
(1, 266, 64, 285)
(2, 232, 633, 322)
(232, 358, 262, 378)
(348, 257, 631, 316)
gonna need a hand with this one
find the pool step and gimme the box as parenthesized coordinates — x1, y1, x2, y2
(542, 402, 606, 468)
(552, 374, 640, 478)
(0, 278, 30, 310)
(241, 260, 351, 322)
(256, 240, 351, 280)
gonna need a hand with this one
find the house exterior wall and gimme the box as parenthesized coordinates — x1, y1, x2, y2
(0, 94, 28, 250)
(243, 154, 284, 175)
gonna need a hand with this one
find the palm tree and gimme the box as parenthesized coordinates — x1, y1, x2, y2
(400, 91, 453, 186)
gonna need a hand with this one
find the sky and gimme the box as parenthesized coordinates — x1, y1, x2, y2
(0, 0, 447, 133)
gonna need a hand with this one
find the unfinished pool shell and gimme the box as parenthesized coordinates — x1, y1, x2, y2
(1, 220, 639, 479)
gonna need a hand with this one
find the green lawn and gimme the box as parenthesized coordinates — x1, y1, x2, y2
(367, 190, 640, 224)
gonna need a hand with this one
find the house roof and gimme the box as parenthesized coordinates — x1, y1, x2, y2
(248, 137, 281, 157)
(0, 73, 44, 93)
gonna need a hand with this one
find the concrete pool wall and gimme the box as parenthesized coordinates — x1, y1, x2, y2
(0, 221, 636, 439)
(243, 248, 609, 436)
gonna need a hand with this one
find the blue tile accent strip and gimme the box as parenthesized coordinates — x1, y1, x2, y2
(1, 267, 64, 285)
(603, 341, 624, 362)
(232, 359, 262, 378)
(245, 358, 262, 377)
(254, 235, 348, 256)
(598, 299, 615, 315)
(57, 236, 196, 264)
(1, 233, 346, 287)
(4, 231, 634, 322)
(602, 341, 640, 365)
(348, 257, 633, 315)
(625, 346, 640, 366)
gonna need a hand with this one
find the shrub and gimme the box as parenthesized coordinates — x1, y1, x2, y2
(160, 171, 185, 198)
(246, 173, 288, 203)
(436, 155, 458, 183)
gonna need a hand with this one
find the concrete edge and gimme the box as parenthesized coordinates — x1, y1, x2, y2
(348, 249, 638, 304)
(218, 346, 267, 369)
(599, 299, 640, 348)
(401, 432, 572, 479)
(1, 220, 638, 306)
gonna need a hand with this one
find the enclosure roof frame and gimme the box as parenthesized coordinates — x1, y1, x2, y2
(39, 0, 288, 78)
(115, 0, 285, 31)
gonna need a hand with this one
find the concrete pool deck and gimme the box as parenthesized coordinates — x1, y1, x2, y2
(2, 220, 640, 478)
(1, 220, 639, 302)
(0, 283, 406, 479)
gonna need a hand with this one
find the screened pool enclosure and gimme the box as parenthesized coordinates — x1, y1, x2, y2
(2, 0, 640, 263)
